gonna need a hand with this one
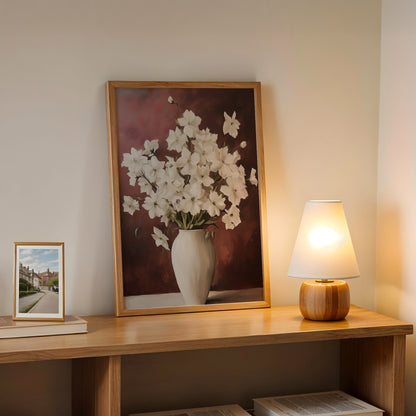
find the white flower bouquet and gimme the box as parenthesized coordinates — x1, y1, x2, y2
(121, 96, 258, 251)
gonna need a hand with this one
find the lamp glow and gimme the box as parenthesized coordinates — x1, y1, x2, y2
(309, 226, 338, 248)
(288, 200, 360, 321)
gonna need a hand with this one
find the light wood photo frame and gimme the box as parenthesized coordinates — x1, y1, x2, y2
(106, 81, 270, 316)
(13, 242, 65, 321)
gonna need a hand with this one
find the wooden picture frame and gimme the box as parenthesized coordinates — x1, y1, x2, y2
(13, 242, 65, 321)
(106, 81, 270, 316)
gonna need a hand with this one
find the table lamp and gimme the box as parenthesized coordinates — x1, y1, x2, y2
(288, 200, 360, 320)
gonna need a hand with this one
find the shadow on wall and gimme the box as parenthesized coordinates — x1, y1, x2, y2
(71, 83, 115, 315)
(376, 207, 402, 319)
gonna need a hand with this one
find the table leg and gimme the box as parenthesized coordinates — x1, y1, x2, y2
(340, 335, 406, 416)
(72, 355, 121, 416)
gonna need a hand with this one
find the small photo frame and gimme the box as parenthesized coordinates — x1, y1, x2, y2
(13, 242, 64, 321)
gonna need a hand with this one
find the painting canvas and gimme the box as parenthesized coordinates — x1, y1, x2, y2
(106, 81, 270, 316)
(13, 242, 64, 321)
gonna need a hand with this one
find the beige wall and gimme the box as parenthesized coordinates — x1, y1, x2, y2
(0, 1, 381, 415)
(0, 0, 380, 316)
(377, 0, 416, 414)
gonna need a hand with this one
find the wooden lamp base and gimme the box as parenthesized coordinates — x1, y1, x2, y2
(299, 280, 350, 321)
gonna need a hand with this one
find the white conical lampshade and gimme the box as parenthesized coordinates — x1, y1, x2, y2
(288, 200, 360, 280)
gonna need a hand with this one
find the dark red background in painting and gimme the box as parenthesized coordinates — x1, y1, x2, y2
(115, 87, 263, 296)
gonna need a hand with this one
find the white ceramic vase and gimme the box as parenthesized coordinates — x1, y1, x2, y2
(171, 229, 216, 305)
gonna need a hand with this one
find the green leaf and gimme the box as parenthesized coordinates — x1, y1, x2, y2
(204, 220, 217, 226)
(134, 227, 140, 239)
(181, 212, 187, 229)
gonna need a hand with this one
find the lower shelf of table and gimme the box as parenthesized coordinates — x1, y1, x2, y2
(73, 335, 406, 416)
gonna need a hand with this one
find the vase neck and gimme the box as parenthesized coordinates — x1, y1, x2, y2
(178, 229, 205, 234)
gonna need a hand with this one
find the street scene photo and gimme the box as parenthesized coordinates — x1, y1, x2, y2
(17, 247, 60, 314)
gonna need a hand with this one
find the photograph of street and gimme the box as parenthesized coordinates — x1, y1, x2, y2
(14, 244, 64, 319)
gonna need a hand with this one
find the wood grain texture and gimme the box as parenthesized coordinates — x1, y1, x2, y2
(117, 300, 270, 317)
(95, 356, 121, 416)
(299, 280, 350, 320)
(0, 305, 411, 364)
(107, 81, 261, 89)
(72, 356, 121, 416)
(340, 335, 406, 416)
(106, 82, 124, 318)
(253, 85, 271, 306)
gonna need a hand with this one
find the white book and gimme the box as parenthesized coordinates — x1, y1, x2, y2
(130, 404, 250, 416)
(0, 315, 87, 338)
(253, 391, 383, 416)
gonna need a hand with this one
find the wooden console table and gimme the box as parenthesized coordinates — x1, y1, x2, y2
(0, 305, 412, 416)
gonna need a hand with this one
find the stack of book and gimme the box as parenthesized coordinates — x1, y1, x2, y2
(253, 391, 383, 416)
(130, 404, 251, 416)
(0, 315, 87, 338)
(130, 392, 383, 416)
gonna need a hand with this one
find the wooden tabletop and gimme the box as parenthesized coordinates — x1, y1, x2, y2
(0, 305, 412, 364)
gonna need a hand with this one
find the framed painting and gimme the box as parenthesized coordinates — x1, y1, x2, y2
(106, 81, 270, 316)
(13, 242, 65, 321)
